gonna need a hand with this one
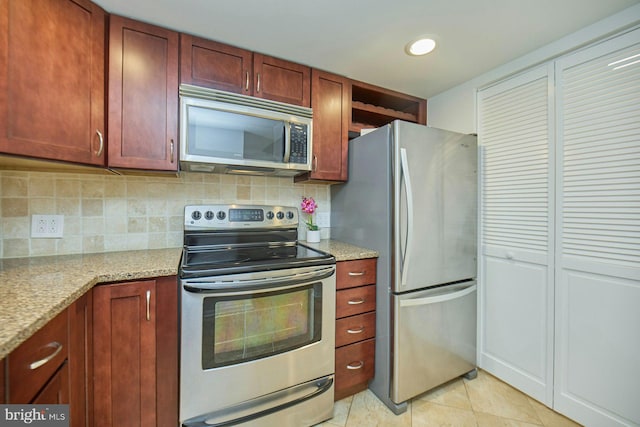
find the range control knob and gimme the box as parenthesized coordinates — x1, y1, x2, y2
(191, 211, 202, 220)
(276, 211, 284, 220)
(204, 210, 214, 220)
(266, 211, 275, 220)
(217, 211, 226, 220)
(286, 211, 295, 220)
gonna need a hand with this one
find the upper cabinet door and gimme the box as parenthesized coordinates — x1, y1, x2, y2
(0, 0, 106, 166)
(108, 15, 179, 171)
(253, 54, 311, 107)
(180, 34, 253, 95)
(300, 70, 349, 182)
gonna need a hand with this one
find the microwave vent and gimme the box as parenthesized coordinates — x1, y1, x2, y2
(179, 84, 312, 119)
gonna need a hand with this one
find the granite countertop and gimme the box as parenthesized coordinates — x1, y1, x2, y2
(306, 239, 378, 261)
(0, 240, 377, 360)
(0, 248, 182, 360)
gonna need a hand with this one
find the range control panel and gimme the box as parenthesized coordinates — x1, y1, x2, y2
(184, 204, 298, 229)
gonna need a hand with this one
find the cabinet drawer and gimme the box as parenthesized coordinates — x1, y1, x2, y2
(336, 285, 376, 318)
(335, 339, 375, 394)
(9, 309, 68, 403)
(336, 259, 376, 290)
(335, 312, 376, 348)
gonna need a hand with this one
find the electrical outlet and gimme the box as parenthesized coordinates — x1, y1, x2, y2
(31, 215, 64, 238)
(316, 212, 330, 228)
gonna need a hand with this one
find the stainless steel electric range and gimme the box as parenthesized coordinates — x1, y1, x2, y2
(179, 204, 336, 427)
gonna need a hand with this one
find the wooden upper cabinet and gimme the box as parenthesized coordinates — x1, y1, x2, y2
(253, 54, 311, 107)
(180, 36, 310, 107)
(180, 34, 253, 95)
(296, 70, 349, 182)
(0, 0, 106, 166)
(108, 15, 179, 171)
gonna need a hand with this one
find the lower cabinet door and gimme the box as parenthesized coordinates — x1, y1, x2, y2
(335, 339, 375, 400)
(93, 280, 157, 427)
(32, 363, 70, 404)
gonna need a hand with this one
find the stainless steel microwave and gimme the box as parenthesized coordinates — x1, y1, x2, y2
(179, 84, 312, 176)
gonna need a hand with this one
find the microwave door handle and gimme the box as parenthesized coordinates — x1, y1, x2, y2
(283, 122, 291, 163)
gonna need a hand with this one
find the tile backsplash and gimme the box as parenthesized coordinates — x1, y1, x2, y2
(0, 170, 331, 259)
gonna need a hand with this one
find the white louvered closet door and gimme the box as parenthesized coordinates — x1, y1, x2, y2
(554, 28, 640, 427)
(478, 65, 555, 405)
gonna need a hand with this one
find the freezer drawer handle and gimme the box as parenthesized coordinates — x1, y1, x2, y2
(347, 298, 365, 305)
(346, 361, 364, 370)
(348, 271, 365, 276)
(29, 342, 63, 370)
(347, 326, 365, 334)
(400, 284, 477, 307)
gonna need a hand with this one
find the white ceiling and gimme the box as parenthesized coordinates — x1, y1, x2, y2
(94, 0, 639, 99)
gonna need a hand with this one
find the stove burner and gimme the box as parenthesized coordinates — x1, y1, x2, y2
(180, 204, 334, 278)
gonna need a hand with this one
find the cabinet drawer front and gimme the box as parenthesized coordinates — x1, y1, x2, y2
(335, 339, 375, 393)
(336, 259, 376, 289)
(336, 285, 376, 318)
(335, 312, 376, 348)
(9, 309, 68, 403)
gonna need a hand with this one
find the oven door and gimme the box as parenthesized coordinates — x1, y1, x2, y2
(180, 265, 336, 425)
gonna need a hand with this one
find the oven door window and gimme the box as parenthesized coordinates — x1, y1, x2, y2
(202, 283, 322, 369)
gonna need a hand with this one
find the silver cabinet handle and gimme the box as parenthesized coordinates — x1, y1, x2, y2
(146, 290, 151, 321)
(95, 129, 104, 157)
(346, 361, 364, 370)
(347, 326, 365, 334)
(170, 139, 175, 163)
(348, 271, 365, 276)
(29, 342, 63, 370)
(245, 71, 250, 91)
(313, 155, 318, 172)
(347, 298, 365, 305)
(256, 72, 261, 93)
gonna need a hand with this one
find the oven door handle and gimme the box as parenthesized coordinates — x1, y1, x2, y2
(182, 266, 335, 294)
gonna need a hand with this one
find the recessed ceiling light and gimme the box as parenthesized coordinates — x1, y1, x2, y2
(406, 37, 437, 56)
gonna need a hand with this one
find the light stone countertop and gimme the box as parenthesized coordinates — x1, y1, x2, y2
(302, 239, 378, 261)
(0, 240, 377, 360)
(0, 248, 182, 360)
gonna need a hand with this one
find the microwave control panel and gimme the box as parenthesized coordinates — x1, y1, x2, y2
(289, 123, 308, 164)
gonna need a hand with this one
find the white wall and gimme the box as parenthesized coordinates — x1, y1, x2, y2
(427, 3, 640, 134)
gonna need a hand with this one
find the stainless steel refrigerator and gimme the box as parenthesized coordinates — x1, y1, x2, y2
(331, 120, 477, 414)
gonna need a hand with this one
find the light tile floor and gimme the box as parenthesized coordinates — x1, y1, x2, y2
(318, 370, 582, 427)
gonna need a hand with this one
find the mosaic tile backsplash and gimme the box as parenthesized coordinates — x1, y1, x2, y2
(0, 170, 331, 259)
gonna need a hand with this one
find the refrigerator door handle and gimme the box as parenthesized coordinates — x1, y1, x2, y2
(400, 147, 414, 287)
(399, 284, 477, 307)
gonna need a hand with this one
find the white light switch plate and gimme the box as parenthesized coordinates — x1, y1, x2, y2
(31, 215, 64, 238)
